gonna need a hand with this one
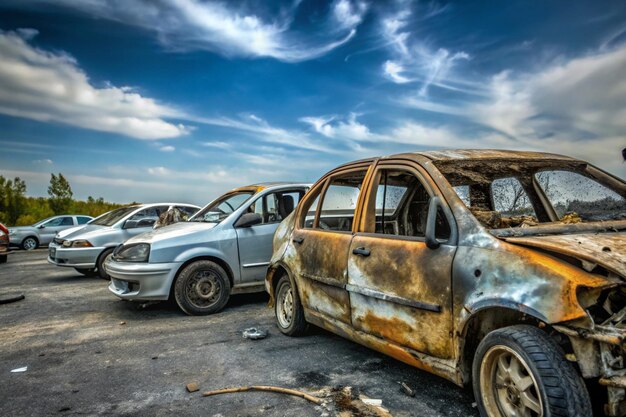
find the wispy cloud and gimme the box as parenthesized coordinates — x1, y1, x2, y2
(159, 145, 176, 152)
(28, 0, 367, 62)
(32, 158, 53, 165)
(379, 3, 470, 96)
(0, 30, 188, 140)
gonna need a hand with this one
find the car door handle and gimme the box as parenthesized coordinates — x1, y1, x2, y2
(352, 247, 370, 257)
(292, 236, 304, 244)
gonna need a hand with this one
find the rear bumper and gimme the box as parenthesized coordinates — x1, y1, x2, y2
(47, 244, 104, 268)
(106, 259, 181, 301)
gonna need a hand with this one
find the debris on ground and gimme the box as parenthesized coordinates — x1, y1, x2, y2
(186, 382, 200, 393)
(326, 386, 392, 417)
(58, 406, 71, 412)
(202, 385, 323, 405)
(11, 366, 27, 373)
(242, 327, 268, 340)
(119, 321, 126, 326)
(398, 382, 415, 397)
(0, 293, 25, 304)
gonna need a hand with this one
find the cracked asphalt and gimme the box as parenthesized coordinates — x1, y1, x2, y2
(0, 249, 479, 417)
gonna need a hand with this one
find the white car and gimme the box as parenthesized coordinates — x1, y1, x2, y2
(48, 203, 199, 279)
(9, 215, 94, 250)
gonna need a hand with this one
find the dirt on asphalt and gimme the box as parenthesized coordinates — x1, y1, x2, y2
(0, 249, 478, 417)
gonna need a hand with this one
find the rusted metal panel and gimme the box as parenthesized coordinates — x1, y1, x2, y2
(347, 235, 455, 359)
(503, 232, 626, 277)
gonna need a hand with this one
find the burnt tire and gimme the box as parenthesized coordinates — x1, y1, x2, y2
(74, 267, 97, 276)
(96, 248, 115, 280)
(472, 325, 591, 417)
(274, 275, 307, 336)
(174, 260, 231, 316)
(21, 236, 38, 251)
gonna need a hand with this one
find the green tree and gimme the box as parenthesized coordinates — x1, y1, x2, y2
(48, 173, 73, 214)
(0, 175, 27, 225)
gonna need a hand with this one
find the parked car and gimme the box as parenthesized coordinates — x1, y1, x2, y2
(8, 215, 94, 250)
(265, 149, 626, 417)
(0, 223, 10, 263)
(48, 203, 199, 279)
(106, 183, 309, 315)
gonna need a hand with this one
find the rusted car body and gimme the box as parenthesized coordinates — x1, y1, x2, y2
(266, 150, 626, 416)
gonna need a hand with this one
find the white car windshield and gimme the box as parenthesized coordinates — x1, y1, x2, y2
(90, 206, 139, 226)
(191, 191, 254, 223)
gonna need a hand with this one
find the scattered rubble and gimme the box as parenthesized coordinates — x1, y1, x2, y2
(186, 383, 199, 393)
(242, 327, 268, 340)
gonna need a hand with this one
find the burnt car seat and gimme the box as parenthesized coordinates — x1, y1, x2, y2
(278, 195, 295, 220)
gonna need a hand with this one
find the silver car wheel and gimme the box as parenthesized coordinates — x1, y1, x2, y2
(276, 282, 294, 329)
(22, 237, 37, 251)
(186, 270, 222, 308)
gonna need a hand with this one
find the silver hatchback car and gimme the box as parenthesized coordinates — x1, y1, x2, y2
(106, 183, 309, 315)
(48, 203, 200, 279)
(9, 215, 94, 250)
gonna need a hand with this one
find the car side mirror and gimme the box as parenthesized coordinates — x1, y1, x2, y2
(38, 224, 45, 229)
(425, 196, 441, 250)
(235, 213, 262, 228)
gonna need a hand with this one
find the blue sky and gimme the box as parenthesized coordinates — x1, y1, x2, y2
(0, 0, 625, 205)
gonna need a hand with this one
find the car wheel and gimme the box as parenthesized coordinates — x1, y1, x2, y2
(74, 267, 97, 276)
(274, 275, 307, 336)
(473, 325, 591, 417)
(96, 248, 115, 280)
(21, 236, 38, 251)
(0, 255, 7, 264)
(174, 260, 231, 316)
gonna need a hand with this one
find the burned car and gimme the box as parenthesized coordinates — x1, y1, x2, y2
(266, 150, 626, 417)
(106, 183, 309, 315)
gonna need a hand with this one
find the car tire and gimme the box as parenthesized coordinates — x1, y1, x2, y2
(75, 267, 97, 276)
(0, 255, 7, 264)
(174, 260, 231, 316)
(96, 248, 115, 280)
(21, 236, 38, 251)
(472, 324, 591, 417)
(274, 275, 307, 336)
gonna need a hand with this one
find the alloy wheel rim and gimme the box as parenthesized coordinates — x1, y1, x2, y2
(277, 284, 293, 328)
(186, 270, 221, 308)
(23, 238, 36, 250)
(480, 345, 543, 417)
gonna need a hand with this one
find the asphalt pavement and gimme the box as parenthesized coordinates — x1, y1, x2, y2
(0, 249, 479, 416)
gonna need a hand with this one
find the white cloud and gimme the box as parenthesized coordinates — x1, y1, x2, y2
(380, 5, 469, 95)
(300, 113, 372, 140)
(159, 145, 176, 152)
(32, 158, 53, 165)
(0, 30, 188, 140)
(30, 0, 365, 62)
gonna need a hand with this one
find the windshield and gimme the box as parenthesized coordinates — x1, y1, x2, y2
(434, 159, 626, 230)
(33, 217, 53, 227)
(90, 206, 138, 227)
(191, 191, 254, 223)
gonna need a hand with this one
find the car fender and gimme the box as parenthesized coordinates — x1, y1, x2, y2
(173, 246, 239, 284)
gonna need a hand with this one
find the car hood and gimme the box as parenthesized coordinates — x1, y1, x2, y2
(125, 221, 217, 245)
(57, 224, 108, 240)
(504, 231, 626, 279)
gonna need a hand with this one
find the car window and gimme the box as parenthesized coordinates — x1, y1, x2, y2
(44, 217, 72, 227)
(536, 170, 626, 221)
(301, 192, 321, 229)
(77, 216, 91, 225)
(244, 190, 304, 225)
(192, 191, 254, 223)
(370, 169, 450, 239)
(317, 171, 368, 232)
(176, 206, 199, 219)
(125, 206, 169, 229)
(491, 178, 537, 218)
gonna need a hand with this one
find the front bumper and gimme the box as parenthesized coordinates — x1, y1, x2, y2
(47, 244, 104, 268)
(106, 258, 181, 301)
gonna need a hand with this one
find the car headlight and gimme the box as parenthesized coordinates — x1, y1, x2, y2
(113, 243, 150, 262)
(63, 240, 93, 248)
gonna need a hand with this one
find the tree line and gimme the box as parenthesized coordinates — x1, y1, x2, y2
(0, 173, 128, 226)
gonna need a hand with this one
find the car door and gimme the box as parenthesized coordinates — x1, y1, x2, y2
(236, 189, 304, 283)
(40, 216, 74, 244)
(290, 167, 372, 325)
(347, 162, 457, 359)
